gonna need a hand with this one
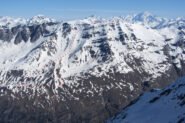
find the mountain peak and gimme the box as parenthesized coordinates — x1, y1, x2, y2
(138, 11, 153, 17)
(86, 15, 101, 20)
(122, 11, 169, 28)
(0, 16, 27, 28)
(133, 11, 157, 22)
(28, 14, 55, 25)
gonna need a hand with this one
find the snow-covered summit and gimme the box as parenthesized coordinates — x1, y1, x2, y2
(122, 12, 185, 28)
(27, 14, 56, 25)
(0, 15, 56, 28)
(122, 12, 169, 28)
(0, 16, 27, 28)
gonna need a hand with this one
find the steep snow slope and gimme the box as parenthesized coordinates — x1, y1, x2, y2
(0, 14, 184, 90)
(106, 77, 185, 123)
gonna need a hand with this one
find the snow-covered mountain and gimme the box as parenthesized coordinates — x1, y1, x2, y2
(0, 12, 185, 122)
(0, 16, 27, 28)
(106, 77, 185, 123)
(0, 15, 56, 28)
(122, 11, 185, 28)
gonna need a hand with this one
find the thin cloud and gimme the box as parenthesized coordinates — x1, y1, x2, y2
(46, 8, 138, 13)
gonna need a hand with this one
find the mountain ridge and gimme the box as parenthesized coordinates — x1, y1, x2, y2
(1, 12, 185, 28)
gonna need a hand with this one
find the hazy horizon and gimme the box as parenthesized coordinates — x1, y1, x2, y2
(0, 0, 185, 20)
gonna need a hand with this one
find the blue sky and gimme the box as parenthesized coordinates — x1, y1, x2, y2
(0, 0, 185, 20)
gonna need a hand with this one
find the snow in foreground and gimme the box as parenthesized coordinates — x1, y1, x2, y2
(107, 77, 185, 123)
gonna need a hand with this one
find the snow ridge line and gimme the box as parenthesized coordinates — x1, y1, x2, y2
(18, 19, 120, 88)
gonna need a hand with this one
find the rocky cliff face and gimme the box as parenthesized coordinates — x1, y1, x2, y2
(0, 13, 185, 122)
